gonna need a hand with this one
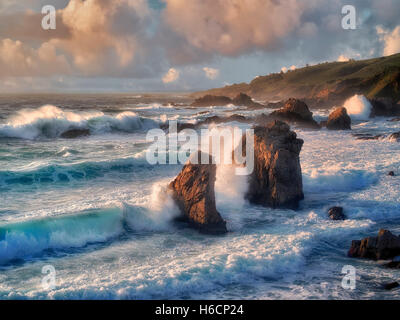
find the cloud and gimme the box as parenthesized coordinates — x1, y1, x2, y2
(162, 68, 179, 83)
(162, 0, 309, 56)
(203, 67, 219, 79)
(377, 25, 400, 56)
(337, 55, 350, 62)
(0, 0, 161, 78)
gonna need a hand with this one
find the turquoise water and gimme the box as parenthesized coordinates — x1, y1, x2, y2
(0, 94, 399, 299)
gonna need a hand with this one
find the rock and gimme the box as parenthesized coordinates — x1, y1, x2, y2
(242, 120, 304, 209)
(168, 152, 227, 234)
(388, 171, 395, 176)
(328, 207, 346, 220)
(348, 229, 400, 260)
(326, 107, 351, 130)
(60, 128, 90, 139)
(198, 114, 249, 126)
(191, 95, 232, 107)
(388, 131, 400, 142)
(232, 93, 265, 109)
(352, 133, 383, 140)
(388, 117, 400, 122)
(270, 98, 320, 129)
(383, 282, 399, 290)
(370, 98, 400, 117)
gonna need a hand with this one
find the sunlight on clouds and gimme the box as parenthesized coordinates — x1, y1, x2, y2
(203, 67, 219, 80)
(377, 25, 400, 56)
(162, 68, 179, 83)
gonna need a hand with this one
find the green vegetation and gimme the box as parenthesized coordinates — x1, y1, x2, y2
(193, 53, 400, 103)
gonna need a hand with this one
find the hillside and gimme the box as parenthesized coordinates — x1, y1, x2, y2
(193, 53, 400, 107)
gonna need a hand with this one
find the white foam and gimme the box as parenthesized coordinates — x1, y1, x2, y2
(343, 95, 372, 121)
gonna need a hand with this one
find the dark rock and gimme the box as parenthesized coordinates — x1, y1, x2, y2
(270, 98, 320, 129)
(388, 117, 400, 122)
(60, 128, 90, 139)
(348, 229, 400, 260)
(388, 171, 395, 176)
(383, 282, 399, 290)
(241, 120, 304, 209)
(328, 206, 346, 220)
(370, 98, 400, 117)
(326, 107, 351, 130)
(198, 114, 249, 126)
(191, 95, 232, 107)
(168, 152, 227, 234)
(232, 93, 265, 109)
(352, 133, 383, 140)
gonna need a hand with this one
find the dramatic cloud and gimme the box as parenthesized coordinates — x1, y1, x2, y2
(203, 67, 219, 80)
(163, 0, 308, 56)
(0, 0, 160, 77)
(162, 68, 179, 83)
(377, 25, 400, 56)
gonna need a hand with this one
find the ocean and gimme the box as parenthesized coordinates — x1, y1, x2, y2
(0, 93, 399, 299)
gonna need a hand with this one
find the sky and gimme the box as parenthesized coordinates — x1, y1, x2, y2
(0, 0, 399, 93)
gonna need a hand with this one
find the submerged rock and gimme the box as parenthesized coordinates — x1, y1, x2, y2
(191, 95, 232, 107)
(326, 107, 351, 130)
(388, 131, 400, 142)
(348, 229, 400, 260)
(270, 98, 320, 129)
(383, 282, 399, 290)
(168, 152, 227, 234)
(388, 171, 395, 176)
(328, 207, 346, 220)
(60, 128, 90, 139)
(242, 120, 304, 209)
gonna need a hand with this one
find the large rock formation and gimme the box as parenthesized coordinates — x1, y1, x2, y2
(168, 153, 227, 234)
(370, 98, 400, 117)
(270, 98, 320, 129)
(326, 107, 351, 130)
(348, 229, 400, 260)
(232, 93, 265, 109)
(242, 120, 304, 209)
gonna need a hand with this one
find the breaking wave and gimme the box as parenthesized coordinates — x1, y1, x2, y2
(343, 95, 372, 121)
(0, 105, 159, 140)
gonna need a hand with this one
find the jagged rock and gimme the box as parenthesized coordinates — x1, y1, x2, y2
(60, 128, 90, 139)
(168, 152, 227, 234)
(232, 93, 265, 109)
(383, 282, 399, 290)
(348, 229, 400, 260)
(326, 107, 351, 130)
(328, 207, 346, 220)
(370, 98, 400, 117)
(388, 171, 395, 176)
(270, 98, 320, 129)
(191, 95, 232, 107)
(242, 120, 304, 209)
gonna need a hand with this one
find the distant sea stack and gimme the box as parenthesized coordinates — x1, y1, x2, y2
(326, 107, 351, 130)
(190, 92, 265, 109)
(168, 152, 227, 234)
(348, 229, 400, 260)
(269, 98, 320, 129)
(242, 120, 304, 209)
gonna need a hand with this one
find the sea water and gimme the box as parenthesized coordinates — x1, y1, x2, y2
(0, 93, 399, 299)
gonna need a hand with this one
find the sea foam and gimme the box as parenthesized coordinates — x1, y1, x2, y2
(343, 95, 372, 121)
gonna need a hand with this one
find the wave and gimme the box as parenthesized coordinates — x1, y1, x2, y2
(0, 105, 159, 140)
(343, 95, 372, 121)
(0, 208, 125, 264)
(0, 184, 179, 265)
(303, 168, 378, 193)
(0, 157, 153, 185)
